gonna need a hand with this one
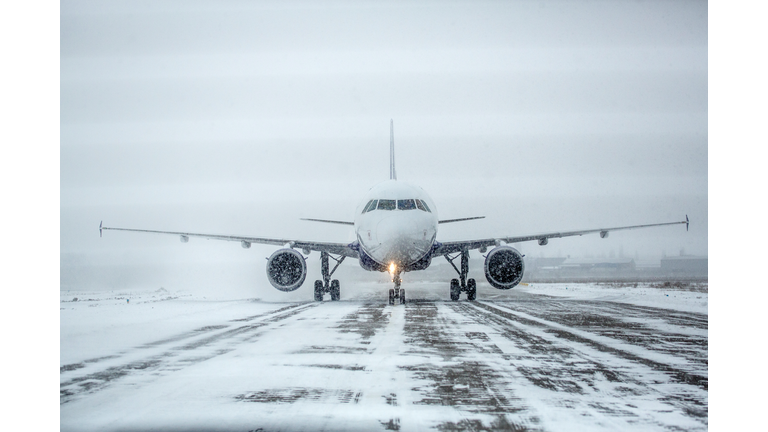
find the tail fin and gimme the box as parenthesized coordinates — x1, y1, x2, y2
(390, 119, 397, 180)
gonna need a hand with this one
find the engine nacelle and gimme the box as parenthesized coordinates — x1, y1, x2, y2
(266, 248, 307, 292)
(484, 246, 525, 289)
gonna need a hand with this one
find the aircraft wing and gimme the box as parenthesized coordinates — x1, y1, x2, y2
(432, 216, 689, 256)
(99, 223, 359, 258)
(300, 218, 354, 226)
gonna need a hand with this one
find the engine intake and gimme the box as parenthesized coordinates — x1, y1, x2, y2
(484, 246, 525, 289)
(266, 248, 307, 291)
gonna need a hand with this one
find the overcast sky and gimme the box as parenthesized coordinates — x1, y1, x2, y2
(60, 0, 707, 291)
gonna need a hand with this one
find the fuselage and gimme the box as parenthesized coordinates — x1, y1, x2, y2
(354, 180, 438, 270)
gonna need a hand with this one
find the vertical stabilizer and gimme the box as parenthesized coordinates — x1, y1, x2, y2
(390, 119, 397, 180)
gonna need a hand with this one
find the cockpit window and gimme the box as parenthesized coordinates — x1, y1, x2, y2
(377, 199, 396, 210)
(362, 199, 377, 214)
(370, 199, 428, 211)
(417, 199, 432, 212)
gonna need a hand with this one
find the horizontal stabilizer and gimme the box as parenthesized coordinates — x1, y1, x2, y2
(438, 216, 485, 224)
(300, 218, 354, 226)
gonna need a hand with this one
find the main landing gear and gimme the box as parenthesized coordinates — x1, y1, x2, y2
(445, 249, 476, 301)
(314, 251, 345, 301)
(388, 268, 406, 305)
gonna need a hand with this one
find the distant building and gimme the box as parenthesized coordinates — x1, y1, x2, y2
(522, 255, 706, 282)
(560, 258, 636, 272)
(661, 256, 708, 275)
(526, 257, 567, 269)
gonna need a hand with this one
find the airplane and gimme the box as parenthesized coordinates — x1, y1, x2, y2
(100, 120, 689, 305)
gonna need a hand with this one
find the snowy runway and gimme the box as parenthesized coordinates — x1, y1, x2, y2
(60, 283, 707, 431)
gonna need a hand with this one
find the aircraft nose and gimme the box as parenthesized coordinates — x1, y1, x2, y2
(374, 216, 430, 264)
(376, 216, 418, 241)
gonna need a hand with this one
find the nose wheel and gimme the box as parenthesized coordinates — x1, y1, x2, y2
(388, 288, 406, 305)
(388, 269, 405, 305)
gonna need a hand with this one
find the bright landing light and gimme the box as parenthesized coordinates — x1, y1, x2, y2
(389, 263, 396, 273)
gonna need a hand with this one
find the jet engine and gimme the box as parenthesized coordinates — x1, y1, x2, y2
(484, 246, 525, 289)
(266, 248, 307, 291)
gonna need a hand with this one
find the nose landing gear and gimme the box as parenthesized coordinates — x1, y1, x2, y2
(388, 268, 406, 305)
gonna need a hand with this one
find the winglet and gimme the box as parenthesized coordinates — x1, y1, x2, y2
(99, 221, 103, 238)
(390, 119, 396, 180)
(686, 215, 689, 232)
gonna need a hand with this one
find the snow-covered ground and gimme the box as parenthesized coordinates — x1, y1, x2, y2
(61, 282, 707, 431)
(513, 281, 708, 315)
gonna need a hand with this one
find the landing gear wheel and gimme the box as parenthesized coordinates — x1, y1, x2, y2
(330, 279, 340, 301)
(467, 278, 477, 301)
(314, 280, 324, 301)
(450, 279, 460, 301)
(399, 288, 406, 304)
(389, 288, 395, 305)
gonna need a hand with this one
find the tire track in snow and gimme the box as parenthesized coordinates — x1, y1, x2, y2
(497, 299, 708, 372)
(473, 301, 707, 390)
(231, 301, 403, 431)
(451, 300, 707, 429)
(400, 301, 542, 431)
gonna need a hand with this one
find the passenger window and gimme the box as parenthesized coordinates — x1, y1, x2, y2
(397, 199, 417, 210)
(418, 199, 432, 212)
(377, 199, 396, 210)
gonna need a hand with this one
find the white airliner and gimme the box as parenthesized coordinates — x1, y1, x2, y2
(101, 121, 689, 305)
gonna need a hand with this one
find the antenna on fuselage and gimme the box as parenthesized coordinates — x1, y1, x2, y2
(390, 119, 397, 180)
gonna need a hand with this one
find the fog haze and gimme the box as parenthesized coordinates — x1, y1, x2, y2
(60, 0, 707, 294)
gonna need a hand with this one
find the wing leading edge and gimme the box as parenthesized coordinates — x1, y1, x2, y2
(99, 223, 358, 258)
(102, 215, 688, 261)
(300, 218, 354, 226)
(432, 216, 689, 256)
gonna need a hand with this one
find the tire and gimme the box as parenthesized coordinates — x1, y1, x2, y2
(314, 280, 324, 301)
(467, 278, 477, 301)
(400, 288, 406, 304)
(450, 279, 460, 301)
(389, 288, 395, 305)
(330, 279, 340, 301)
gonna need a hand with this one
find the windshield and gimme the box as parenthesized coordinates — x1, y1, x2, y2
(417, 199, 431, 212)
(377, 199, 396, 210)
(368, 198, 429, 212)
(397, 199, 417, 210)
(362, 199, 377, 213)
